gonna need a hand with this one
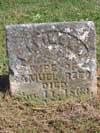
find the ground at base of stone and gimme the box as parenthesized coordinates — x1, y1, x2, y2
(0, 92, 100, 133)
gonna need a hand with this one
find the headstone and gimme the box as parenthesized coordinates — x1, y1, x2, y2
(6, 22, 97, 98)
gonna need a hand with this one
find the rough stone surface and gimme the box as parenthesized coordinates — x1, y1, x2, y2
(6, 22, 97, 98)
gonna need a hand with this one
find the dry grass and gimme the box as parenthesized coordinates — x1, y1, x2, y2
(0, 89, 99, 133)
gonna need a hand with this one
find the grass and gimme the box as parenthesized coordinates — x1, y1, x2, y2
(0, 0, 100, 133)
(0, 0, 100, 74)
(0, 1, 100, 132)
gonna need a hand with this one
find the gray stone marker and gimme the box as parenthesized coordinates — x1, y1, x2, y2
(6, 22, 97, 98)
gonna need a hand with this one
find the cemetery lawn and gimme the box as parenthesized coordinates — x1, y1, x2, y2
(0, 0, 100, 133)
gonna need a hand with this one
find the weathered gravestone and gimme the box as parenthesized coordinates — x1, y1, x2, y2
(6, 22, 97, 98)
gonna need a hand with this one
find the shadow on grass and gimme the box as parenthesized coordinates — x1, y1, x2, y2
(0, 75, 10, 93)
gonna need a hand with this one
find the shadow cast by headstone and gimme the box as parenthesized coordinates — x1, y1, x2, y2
(0, 75, 10, 93)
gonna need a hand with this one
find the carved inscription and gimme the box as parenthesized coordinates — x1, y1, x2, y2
(19, 64, 92, 91)
(17, 28, 92, 96)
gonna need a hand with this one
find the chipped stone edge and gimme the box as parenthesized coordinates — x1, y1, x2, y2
(90, 23, 97, 97)
(5, 21, 94, 29)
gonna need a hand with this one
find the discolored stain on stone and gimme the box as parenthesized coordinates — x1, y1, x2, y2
(5, 22, 97, 98)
